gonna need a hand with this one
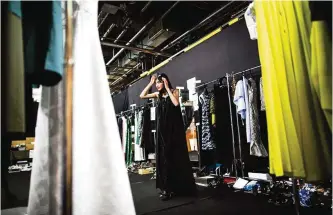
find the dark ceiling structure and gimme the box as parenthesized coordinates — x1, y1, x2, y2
(98, 1, 250, 93)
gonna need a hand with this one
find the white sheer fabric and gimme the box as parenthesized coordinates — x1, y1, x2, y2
(72, 1, 135, 214)
(28, 1, 136, 214)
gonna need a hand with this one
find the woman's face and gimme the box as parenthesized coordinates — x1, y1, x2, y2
(155, 79, 164, 91)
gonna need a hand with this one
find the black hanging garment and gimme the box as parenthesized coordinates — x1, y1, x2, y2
(199, 90, 215, 151)
(214, 85, 237, 171)
(141, 108, 154, 154)
(156, 95, 196, 195)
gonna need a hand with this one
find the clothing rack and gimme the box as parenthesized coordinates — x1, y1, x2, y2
(116, 101, 154, 117)
(225, 65, 261, 178)
(231, 65, 261, 76)
(195, 77, 227, 89)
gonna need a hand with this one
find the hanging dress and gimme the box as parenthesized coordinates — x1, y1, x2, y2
(134, 110, 145, 161)
(199, 91, 215, 151)
(156, 93, 196, 195)
(248, 78, 268, 157)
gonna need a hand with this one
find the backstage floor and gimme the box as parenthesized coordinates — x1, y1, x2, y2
(2, 172, 331, 215)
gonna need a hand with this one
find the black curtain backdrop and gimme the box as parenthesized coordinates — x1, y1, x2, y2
(112, 88, 129, 114)
(112, 20, 260, 113)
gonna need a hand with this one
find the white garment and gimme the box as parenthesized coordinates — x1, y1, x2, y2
(134, 111, 145, 161)
(233, 80, 246, 119)
(28, 85, 66, 215)
(243, 77, 251, 143)
(244, 2, 257, 40)
(71, 1, 135, 215)
(233, 78, 251, 143)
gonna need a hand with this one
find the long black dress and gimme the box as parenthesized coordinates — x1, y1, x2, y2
(156, 94, 196, 196)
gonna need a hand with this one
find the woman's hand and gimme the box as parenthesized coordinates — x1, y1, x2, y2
(162, 77, 169, 90)
(150, 75, 157, 84)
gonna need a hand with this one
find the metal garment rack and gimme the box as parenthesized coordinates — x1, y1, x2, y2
(116, 101, 154, 117)
(225, 65, 261, 178)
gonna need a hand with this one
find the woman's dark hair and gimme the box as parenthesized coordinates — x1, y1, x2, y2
(156, 73, 173, 98)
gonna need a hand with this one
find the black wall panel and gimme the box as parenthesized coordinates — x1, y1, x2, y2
(113, 20, 260, 112)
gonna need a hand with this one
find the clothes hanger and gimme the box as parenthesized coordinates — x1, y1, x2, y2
(203, 85, 208, 94)
(218, 77, 227, 88)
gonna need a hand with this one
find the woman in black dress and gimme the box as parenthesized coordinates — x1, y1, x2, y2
(140, 73, 196, 201)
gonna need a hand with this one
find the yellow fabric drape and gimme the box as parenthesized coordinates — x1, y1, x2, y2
(255, 0, 332, 182)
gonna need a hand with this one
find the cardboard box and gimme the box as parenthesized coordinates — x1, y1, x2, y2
(138, 168, 155, 175)
(26, 137, 35, 144)
(11, 140, 26, 148)
(26, 143, 34, 150)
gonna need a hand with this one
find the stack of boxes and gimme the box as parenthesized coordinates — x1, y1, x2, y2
(9, 137, 35, 173)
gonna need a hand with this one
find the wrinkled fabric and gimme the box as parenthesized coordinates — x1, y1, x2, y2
(233, 80, 246, 119)
(248, 78, 268, 157)
(71, 1, 135, 214)
(255, 0, 331, 181)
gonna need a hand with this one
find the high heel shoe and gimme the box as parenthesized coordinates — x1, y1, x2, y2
(159, 191, 173, 201)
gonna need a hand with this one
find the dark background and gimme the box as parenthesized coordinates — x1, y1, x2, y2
(112, 20, 260, 113)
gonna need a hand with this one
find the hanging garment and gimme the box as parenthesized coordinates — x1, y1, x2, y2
(255, 0, 332, 181)
(248, 78, 268, 157)
(27, 84, 66, 215)
(156, 94, 196, 195)
(21, 1, 63, 86)
(259, 77, 266, 111)
(27, 2, 66, 214)
(3, 2, 26, 133)
(243, 77, 251, 143)
(199, 91, 215, 151)
(244, 2, 257, 40)
(134, 111, 145, 161)
(137, 110, 144, 146)
(141, 108, 154, 153)
(72, 1, 136, 214)
(214, 85, 237, 170)
(233, 80, 246, 119)
(126, 117, 133, 166)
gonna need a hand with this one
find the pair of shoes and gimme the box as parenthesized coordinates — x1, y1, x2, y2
(159, 191, 173, 201)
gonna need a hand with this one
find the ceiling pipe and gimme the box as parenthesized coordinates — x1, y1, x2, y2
(114, 29, 128, 43)
(101, 41, 171, 57)
(108, 66, 145, 72)
(110, 63, 142, 86)
(141, 1, 152, 13)
(106, 18, 154, 66)
(160, 1, 179, 20)
(98, 13, 109, 28)
(106, 2, 178, 66)
(161, 1, 234, 51)
(101, 23, 116, 41)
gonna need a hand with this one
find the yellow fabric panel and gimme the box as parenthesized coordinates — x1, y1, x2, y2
(310, 21, 332, 130)
(255, 0, 331, 182)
